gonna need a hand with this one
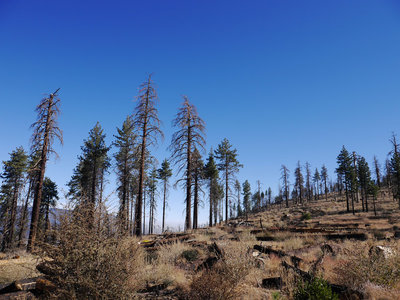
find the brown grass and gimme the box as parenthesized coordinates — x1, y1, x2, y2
(0, 252, 41, 283)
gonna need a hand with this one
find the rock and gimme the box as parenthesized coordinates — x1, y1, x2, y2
(394, 231, 400, 239)
(369, 246, 395, 259)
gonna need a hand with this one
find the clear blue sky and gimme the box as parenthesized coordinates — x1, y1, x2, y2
(1, 0, 400, 230)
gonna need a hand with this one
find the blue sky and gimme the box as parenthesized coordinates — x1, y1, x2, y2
(1, 0, 400, 230)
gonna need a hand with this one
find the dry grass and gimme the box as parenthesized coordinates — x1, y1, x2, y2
(334, 241, 400, 293)
(5, 190, 400, 299)
(0, 253, 41, 283)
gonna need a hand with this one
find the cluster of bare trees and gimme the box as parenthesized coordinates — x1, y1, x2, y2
(5, 76, 399, 255)
(0, 76, 248, 254)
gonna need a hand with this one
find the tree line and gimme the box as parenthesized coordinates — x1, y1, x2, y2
(0, 76, 247, 252)
(1, 75, 399, 252)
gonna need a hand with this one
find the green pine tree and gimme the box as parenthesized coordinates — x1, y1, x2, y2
(67, 122, 111, 228)
(0, 147, 28, 251)
(242, 180, 251, 220)
(114, 116, 138, 235)
(215, 138, 242, 223)
(157, 159, 172, 233)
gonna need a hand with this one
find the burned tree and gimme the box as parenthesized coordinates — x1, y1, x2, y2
(133, 75, 163, 236)
(305, 162, 312, 202)
(170, 97, 205, 230)
(191, 148, 204, 229)
(281, 165, 290, 208)
(27, 89, 63, 251)
(373, 155, 381, 188)
(234, 180, 242, 217)
(321, 165, 329, 201)
(313, 168, 321, 200)
(204, 150, 219, 226)
(147, 167, 158, 234)
(294, 161, 304, 205)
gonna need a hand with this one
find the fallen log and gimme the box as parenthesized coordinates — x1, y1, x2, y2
(0, 282, 23, 294)
(36, 261, 61, 277)
(0, 277, 42, 294)
(253, 245, 302, 267)
(325, 233, 368, 241)
(208, 242, 224, 259)
(0, 291, 36, 300)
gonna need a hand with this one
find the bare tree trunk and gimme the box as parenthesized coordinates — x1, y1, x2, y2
(209, 179, 213, 227)
(27, 99, 51, 252)
(185, 128, 192, 231)
(225, 162, 228, 224)
(18, 179, 33, 247)
(143, 189, 146, 235)
(135, 110, 147, 236)
(44, 203, 50, 242)
(162, 181, 166, 232)
(193, 172, 198, 229)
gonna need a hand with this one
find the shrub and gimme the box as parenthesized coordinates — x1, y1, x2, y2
(301, 212, 311, 221)
(294, 277, 338, 300)
(181, 249, 199, 262)
(38, 207, 145, 299)
(188, 242, 252, 299)
(334, 243, 400, 290)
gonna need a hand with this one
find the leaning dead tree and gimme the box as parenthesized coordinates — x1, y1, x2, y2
(169, 96, 205, 231)
(133, 75, 163, 236)
(27, 89, 63, 251)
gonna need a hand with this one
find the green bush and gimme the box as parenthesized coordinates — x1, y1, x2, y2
(301, 212, 311, 221)
(181, 249, 199, 262)
(294, 277, 338, 300)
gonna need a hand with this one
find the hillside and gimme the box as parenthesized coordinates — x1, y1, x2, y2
(1, 191, 400, 299)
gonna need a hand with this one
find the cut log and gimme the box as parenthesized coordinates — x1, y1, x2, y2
(36, 262, 60, 277)
(0, 282, 23, 295)
(325, 233, 368, 241)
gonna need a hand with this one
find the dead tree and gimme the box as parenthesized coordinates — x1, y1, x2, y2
(281, 165, 290, 208)
(133, 75, 163, 236)
(169, 96, 205, 231)
(27, 89, 63, 251)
